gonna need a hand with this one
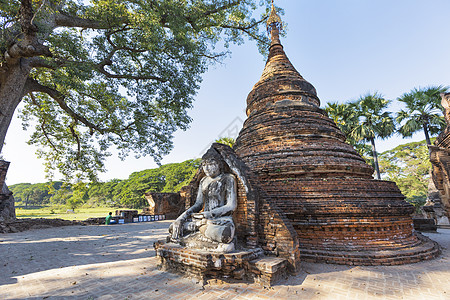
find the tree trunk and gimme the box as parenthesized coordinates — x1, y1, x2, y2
(423, 122, 433, 158)
(423, 122, 431, 146)
(0, 63, 29, 154)
(371, 137, 381, 180)
(423, 123, 431, 146)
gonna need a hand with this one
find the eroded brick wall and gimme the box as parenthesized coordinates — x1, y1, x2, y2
(233, 31, 439, 264)
(145, 193, 184, 220)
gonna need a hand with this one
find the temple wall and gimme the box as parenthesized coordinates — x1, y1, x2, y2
(429, 92, 450, 223)
(144, 193, 184, 220)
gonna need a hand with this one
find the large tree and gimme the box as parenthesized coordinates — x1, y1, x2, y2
(396, 86, 448, 146)
(379, 140, 432, 211)
(0, 0, 272, 181)
(348, 93, 395, 180)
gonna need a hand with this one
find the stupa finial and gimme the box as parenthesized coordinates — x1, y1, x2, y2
(267, 0, 282, 45)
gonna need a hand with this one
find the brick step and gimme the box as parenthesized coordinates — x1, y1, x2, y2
(300, 235, 440, 265)
(298, 239, 421, 251)
(250, 256, 289, 286)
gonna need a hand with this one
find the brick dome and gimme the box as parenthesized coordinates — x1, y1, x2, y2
(233, 11, 439, 264)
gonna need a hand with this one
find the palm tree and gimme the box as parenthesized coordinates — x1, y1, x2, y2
(325, 101, 376, 171)
(325, 102, 358, 138)
(215, 137, 235, 148)
(349, 93, 395, 180)
(396, 86, 448, 146)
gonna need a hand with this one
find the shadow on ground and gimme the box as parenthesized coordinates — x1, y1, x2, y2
(0, 221, 171, 286)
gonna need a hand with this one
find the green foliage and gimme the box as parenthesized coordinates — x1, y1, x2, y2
(9, 181, 65, 206)
(215, 137, 236, 148)
(325, 102, 359, 140)
(396, 86, 448, 145)
(160, 159, 201, 192)
(105, 158, 200, 208)
(349, 93, 395, 143)
(325, 94, 395, 178)
(379, 139, 433, 209)
(67, 182, 89, 211)
(325, 101, 366, 154)
(2, 0, 274, 181)
(10, 158, 200, 209)
(87, 179, 121, 207)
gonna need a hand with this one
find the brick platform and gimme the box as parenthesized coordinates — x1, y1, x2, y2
(154, 241, 289, 286)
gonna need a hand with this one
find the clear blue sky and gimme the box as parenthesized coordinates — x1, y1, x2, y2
(4, 0, 450, 184)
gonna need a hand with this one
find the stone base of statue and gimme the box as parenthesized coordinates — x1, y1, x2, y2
(154, 241, 289, 286)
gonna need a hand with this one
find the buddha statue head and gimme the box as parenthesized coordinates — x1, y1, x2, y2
(201, 147, 224, 178)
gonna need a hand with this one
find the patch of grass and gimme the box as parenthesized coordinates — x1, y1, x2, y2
(15, 206, 123, 221)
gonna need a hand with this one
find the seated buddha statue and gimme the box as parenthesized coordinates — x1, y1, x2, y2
(169, 148, 237, 252)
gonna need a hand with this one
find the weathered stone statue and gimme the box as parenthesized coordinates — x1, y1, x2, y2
(169, 148, 237, 252)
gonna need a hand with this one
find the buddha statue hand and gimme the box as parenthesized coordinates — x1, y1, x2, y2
(169, 219, 184, 241)
(192, 211, 213, 220)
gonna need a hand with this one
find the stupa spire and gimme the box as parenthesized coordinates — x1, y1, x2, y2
(267, 0, 282, 46)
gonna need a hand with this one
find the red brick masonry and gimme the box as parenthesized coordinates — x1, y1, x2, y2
(154, 241, 289, 286)
(234, 26, 440, 265)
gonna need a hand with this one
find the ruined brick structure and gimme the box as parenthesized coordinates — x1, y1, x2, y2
(0, 160, 15, 222)
(155, 143, 299, 285)
(144, 193, 184, 220)
(428, 92, 450, 225)
(155, 5, 440, 285)
(233, 8, 439, 265)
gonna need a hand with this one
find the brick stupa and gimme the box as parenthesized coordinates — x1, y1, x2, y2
(234, 5, 440, 264)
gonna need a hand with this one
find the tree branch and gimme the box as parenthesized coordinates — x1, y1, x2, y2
(54, 12, 113, 30)
(28, 93, 60, 153)
(105, 27, 147, 53)
(96, 63, 167, 81)
(95, 39, 164, 81)
(25, 78, 106, 133)
(28, 57, 58, 69)
(20, 0, 38, 35)
(173, 1, 242, 31)
(25, 78, 141, 134)
(69, 121, 82, 159)
(200, 1, 241, 18)
(222, 26, 266, 44)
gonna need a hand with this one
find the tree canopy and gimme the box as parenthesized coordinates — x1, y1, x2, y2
(325, 93, 395, 179)
(10, 158, 200, 209)
(396, 86, 448, 146)
(379, 140, 433, 210)
(0, 0, 273, 181)
(9, 181, 63, 206)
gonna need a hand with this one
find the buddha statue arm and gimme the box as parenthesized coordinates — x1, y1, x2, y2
(179, 186, 204, 221)
(203, 174, 237, 219)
